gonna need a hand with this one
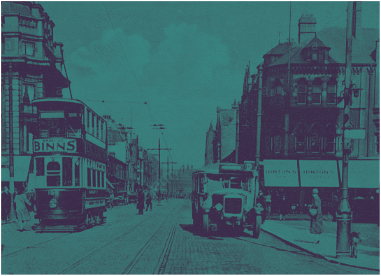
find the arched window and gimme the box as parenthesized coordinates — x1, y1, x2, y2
(297, 78, 308, 104)
(309, 123, 324, 153)
(327, 77, 337, 104)
(325, 124, 337, 153)
(312, 78, 322, 104)
(47, 161, 60, 187)
(294, 123, 308, 153)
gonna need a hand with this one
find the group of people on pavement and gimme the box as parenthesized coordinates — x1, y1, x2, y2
(137, 188, 153, 215)
(1, 186, 36, 232)
(257, 188, 323, 243)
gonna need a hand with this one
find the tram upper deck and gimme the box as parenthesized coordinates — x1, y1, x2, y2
(32, 98, 107, 149)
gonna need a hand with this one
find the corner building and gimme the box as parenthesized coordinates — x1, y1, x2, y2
(1, 2, 69, 190)
(238, 5, 379, 218)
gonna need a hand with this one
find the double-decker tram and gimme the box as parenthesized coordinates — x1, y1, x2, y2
(192, 162, 263, 238)
(31, 98, 108, 232)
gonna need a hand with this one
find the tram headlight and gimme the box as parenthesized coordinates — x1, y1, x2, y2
(49, 198, 57, 209)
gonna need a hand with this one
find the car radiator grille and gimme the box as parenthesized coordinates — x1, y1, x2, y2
(224, 198, 242, 214)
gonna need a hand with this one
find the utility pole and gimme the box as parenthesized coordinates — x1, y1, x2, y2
(8, 62, 16, 222)
(147, 138, 171, 204)
(336, 1, 353, 258)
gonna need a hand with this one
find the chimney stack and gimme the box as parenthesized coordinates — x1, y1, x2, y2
(298, 13, 316, 44)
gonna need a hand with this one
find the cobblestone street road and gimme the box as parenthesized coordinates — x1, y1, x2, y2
(1, 199, 377, 274)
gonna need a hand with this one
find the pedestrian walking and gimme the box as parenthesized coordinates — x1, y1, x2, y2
(14, 188, 32, 231)
(257, 190, 267, 224)
(265, 191, 272, 216)
(137, 188, 145, 215)
(109, 192, 114, 208)
(279, 195, 288, 221)
(1, 186, 11, 224)
(145, 190, 152, 211)
(309, 188, 323, 243)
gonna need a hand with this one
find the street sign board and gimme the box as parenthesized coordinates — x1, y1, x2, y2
(344, 129, 366, 140)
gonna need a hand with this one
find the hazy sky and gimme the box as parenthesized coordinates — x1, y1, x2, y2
(41, 1, 379, 169)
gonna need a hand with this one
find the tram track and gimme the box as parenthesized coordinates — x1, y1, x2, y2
(2, 233, 72, 258)
(122, 203, 181, 274)
(59, 200, 182, 274)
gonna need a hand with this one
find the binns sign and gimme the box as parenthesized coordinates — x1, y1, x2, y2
(34, 138, 77, 153)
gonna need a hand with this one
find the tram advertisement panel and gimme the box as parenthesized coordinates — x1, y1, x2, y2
(85, 199, 106, 209)
(34, 138, 77, 153)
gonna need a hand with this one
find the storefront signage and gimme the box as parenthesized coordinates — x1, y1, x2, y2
(85, 199, 105, 209)
(299, 160, 339, 187)
(263, 160, 299, 187)
(34, 138, 77, 153)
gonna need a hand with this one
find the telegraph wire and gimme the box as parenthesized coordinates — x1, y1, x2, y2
(103, 3, 175, 164)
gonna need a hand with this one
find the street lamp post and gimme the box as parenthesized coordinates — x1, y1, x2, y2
(336, 1, 353, 259)
(8, 62, 16, 222)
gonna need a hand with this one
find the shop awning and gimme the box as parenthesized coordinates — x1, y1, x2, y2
(339, 160, 380, 188)
(299, 160, 340, 188)
(263, 160, 299, 187)
(106, 179, 115, 189)
(1, 156, 31, 182)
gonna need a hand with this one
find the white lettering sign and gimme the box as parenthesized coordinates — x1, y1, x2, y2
(263, 160, 299, 187)
(85, 199, 105, 209)
(34, 138, 77, 153)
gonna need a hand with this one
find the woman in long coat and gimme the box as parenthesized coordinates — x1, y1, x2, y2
(137, 188, 145, 215)
(310, 188, 323, 241)
(14, 188, 32, 231)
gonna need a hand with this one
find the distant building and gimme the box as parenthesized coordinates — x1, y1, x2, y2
(238, 3, 379, 210)
(1, 2, 70, 190)
(205, 122, 215, 166)
(204, 101, 239, 166)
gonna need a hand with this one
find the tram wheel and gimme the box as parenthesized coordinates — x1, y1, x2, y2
(203, 214, 210, 235)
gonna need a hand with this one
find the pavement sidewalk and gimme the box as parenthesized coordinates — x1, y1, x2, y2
(261, 218, 380, 271)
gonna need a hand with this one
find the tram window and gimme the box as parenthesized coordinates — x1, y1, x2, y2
(91, 113, 95, 135)
(87, 168, 91, 187)
(101, 172, 104, 187)
(96, 117, 99, 138)
(36, 158, 44, 176)
(67, 113, 81, 138)
(75, 161, 80, 186)
(47, 161, 60, 187)
(62, 157, 73, 186)
(92, 170, 96, 187)
(97, 171, 100, 187)
(87, 110, 90, 129)
(39, 119, 65, 138)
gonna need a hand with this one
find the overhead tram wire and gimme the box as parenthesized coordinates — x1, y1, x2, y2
(103, 3, 175, 164)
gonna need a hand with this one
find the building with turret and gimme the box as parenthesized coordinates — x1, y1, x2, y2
(1, 1, 70, 191)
